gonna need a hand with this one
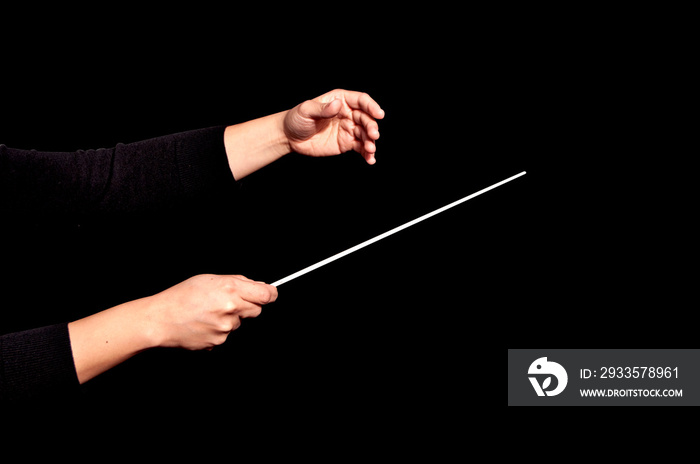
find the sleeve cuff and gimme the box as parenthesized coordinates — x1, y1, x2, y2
(1, 323, 80, 402)
(173, 126, 237, 198)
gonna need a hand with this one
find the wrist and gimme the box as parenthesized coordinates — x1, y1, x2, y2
(273, 109, 292, 157)
(140, 295, 168, 349)
(224, 110, 292, 180)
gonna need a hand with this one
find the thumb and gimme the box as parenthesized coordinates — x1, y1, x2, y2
(319, 98, 342, 119)
(300, 98, 342, 120)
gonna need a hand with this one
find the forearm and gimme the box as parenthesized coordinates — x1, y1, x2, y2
(68, 297, 158, 384)
(66, 273, 277, 384)
(224, 110, 291, 180)
(1, 126, 232, 216)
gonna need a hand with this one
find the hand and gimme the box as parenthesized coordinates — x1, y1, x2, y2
(145, 274, 277, 351)
(284, 89, 385, 164)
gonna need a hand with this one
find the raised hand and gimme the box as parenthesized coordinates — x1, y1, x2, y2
(283, 89, 385, 164)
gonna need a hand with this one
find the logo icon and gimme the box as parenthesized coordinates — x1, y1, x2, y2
(528, 357, 568, 396)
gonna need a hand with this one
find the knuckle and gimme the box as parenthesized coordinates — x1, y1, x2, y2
(224, 299, 239, 312)
(221, 277, 238, 293)
(218, 321, 233, 333)
(218, 317, 241, 333)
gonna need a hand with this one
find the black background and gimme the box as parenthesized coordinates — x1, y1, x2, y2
(0, 6, 692, 441)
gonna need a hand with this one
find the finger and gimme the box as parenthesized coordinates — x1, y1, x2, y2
(352, 110, 380, 140)
(298, 98, 342, 120)
(226, 297, 263, 319)
(352, 135, 376, 165)
(232, 278, 278, 305)
(217, 314, 243, 333)
(340, 91, 385, 120)
(320, 98, 342, 119)
(232, 274, 275, 288)
(236, 302, 263, 319)
(353, 125, 377, 156)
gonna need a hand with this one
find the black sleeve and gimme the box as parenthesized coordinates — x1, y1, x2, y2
(0, 126, 236, 402)
(0, 323, 79, 402)
(0, 125, 234, 217)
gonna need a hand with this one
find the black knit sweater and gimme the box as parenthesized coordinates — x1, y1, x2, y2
(0, 126, 234, 402)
